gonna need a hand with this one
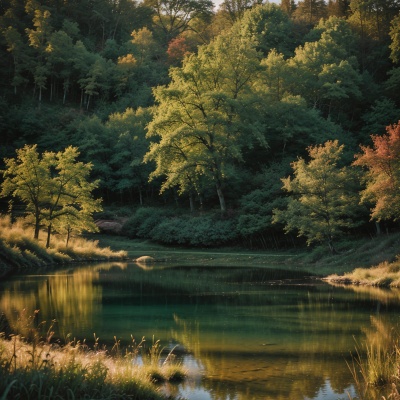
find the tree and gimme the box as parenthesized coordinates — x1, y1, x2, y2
(41, 146, 102, 248)
(273, 140, 360, 253)
(1, 144, 53, 240)
(353, 121, 400, 221)
(26, 7, 53, 103)
(220, 0, 261, 23)
(145, 28, 266, 213)
(389, 13, 400, 64)
(293, 0, 327, 26)
(287, 17, 362, 118)
(107, 107, 154, 205)
(239, 3, 296, 57)
(1, 145, 101, 247)
(144, 0, 214, 44)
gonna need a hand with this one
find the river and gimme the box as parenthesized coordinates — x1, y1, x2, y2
(1, 261, 399, 399)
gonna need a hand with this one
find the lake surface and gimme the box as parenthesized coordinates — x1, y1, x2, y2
(1, 261, 400, 399)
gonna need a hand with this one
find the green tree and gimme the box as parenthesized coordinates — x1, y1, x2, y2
(273, 140, 360, 253)
(239, 3, 296, 57)
(144, 0, 214, 44)
(1, 145, 101, 247)
(1, 144, 53, 240)
(287, 17, 362, 118)
(26, 7, 53, 103)
(293, 0, 327, 26)
(389, 13, 400, 64)
(41, 146, 101, 248)
(107, 107, 154, 205)
(145, 28, 265, 213)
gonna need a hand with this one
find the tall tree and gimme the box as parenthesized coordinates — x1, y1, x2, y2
(293, 0, 327, 26)
(26, 6, 53, 103)
(145, 28, 265, 213)
(273, 140, 361, 253)
(143, 0, 214, 44)
(220, 0, 261, 23)
(389, 12, 400, 64)
(353, 121, 400, 221)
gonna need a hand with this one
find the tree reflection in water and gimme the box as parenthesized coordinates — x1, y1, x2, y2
(1, 262, 400, 399)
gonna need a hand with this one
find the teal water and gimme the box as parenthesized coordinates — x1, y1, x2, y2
(1, 261, 399, 399)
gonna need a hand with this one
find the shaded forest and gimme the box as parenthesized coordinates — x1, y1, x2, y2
(0, 0, 399, 250)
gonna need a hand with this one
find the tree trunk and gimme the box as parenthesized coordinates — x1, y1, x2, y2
(375, 221, 381, 236)
(34, 209, 40, 240)
(66, 227, 71, 247)
(46, 223, 52, 248)
(216, 183, 226, 214)
(327, 237, 337, 254)
(189, 192, 194, 213)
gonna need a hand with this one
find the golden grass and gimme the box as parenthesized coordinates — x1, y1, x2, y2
(0, 214, 127, 275)
(325, 256, 400, 288)
(0, 310, 186, 400)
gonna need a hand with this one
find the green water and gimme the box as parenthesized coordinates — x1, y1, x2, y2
(1, 261, 399, 400)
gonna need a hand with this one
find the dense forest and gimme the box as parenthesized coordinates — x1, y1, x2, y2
(0, 0, 399, 250)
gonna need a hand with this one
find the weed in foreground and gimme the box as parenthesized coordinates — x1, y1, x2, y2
(0, 310, 186, 400)
(347, 318, 400, 400)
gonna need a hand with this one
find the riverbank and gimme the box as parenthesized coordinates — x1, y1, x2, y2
(1, 212, 399, 279)
(0, 216, 127, 278)
(325, 257, 400, 287)
(95, 231, 400, 276)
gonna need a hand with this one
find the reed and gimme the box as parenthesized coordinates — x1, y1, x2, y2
(348, 318, 400, 399)
(0, 310, 186, 400)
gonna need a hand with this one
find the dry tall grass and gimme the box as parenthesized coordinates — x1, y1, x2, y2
(0, 310, 185, 400)
(325, 256, 400, 287)
(0, 214, 127, 276)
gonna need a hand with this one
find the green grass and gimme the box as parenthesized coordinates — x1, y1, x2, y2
(0, 310, 186, 400)
(95, 231, 400, 276)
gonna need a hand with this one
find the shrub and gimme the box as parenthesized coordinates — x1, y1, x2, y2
(121, 207, 176, 238)
(150, 213, 240, 247)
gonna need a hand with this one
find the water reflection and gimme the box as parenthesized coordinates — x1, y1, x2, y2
(1, 262, 400, 399)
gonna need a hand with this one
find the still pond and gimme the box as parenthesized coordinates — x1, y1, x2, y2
(1, 261, 399, 399)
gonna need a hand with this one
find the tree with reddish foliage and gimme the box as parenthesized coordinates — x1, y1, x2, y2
(354, 121, 400, 221)
(167, 36, 190, 65)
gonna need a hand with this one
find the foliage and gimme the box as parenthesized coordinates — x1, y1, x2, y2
(1, 145, 101, 247)
(121, 207, 177, 239)
(1, 0, 400, 250)
(273, 140, 362, 253)
(150, 213, 240, 246)
(145, 25, 265, 213)
(354, 121, 400, 221)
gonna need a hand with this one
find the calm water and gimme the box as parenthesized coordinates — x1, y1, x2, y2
(1, 261, 400, 400)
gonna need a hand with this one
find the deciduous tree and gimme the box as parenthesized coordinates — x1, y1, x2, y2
(353, 121, 400, 221)
(273, 140, 360, 253)
(145, 28, 265, 213)
(1, 145, 101, 247)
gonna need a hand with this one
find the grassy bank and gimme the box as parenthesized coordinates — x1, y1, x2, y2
(95, 231, 400, 276)
(325, 257, 400, 287)
(0, 310, 185, 400)
(0, 215, 127, 278)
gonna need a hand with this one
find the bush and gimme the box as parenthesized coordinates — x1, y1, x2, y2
(121, 207, 176, 238)
(150, 213, 240, 247)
